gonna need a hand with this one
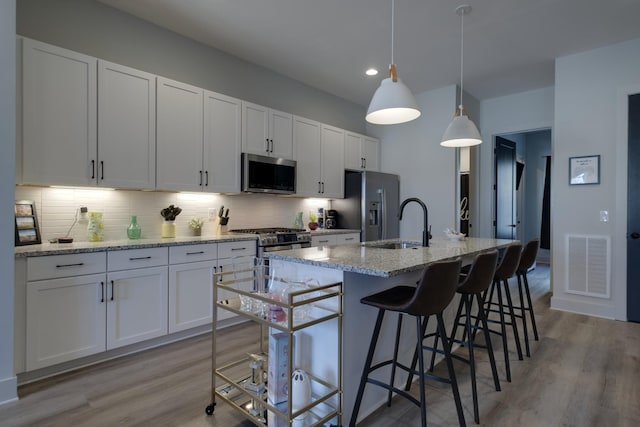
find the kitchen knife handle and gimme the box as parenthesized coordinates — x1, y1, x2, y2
(91, 160, 95, 179)
(100, 161, 104, 180)
(110, 280, 115, 301)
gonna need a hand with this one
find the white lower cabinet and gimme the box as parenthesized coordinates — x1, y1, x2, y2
(106, 266, 168, 350)
(26, 273, 106, 371)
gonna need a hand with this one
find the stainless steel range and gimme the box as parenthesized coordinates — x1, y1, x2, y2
(229, 227, 311, 255)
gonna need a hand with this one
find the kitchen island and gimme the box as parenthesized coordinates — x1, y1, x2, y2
(265, 236, 514, 424)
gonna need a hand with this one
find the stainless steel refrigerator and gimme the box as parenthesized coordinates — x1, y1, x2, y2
(333, 171, 400, 242)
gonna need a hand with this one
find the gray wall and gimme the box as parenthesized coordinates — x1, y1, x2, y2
(17, 0, 366, 133)
(0, 0, 17, 405)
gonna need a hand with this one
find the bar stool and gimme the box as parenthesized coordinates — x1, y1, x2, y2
(515, 239, 540, 357)
(349, 258, 465, 427)
(447, 250, 501, 424)
(483, 243, 523, 382)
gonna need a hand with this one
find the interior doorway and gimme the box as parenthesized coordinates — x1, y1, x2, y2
(627, 93, 640, 323)
(494, 129, 552, 263)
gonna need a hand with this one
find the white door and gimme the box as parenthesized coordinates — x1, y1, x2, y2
(169, 261, 215, 333)
(26, 274, 106, 370)
(156, 77, 204, 192)
(98, 61, 156, 189)
(320, 125, 345, 198)
(204, 90, 242, 193)
(344, 132, 364, 170)
(269, 109, 294, 159)
(106, 266, 168, 350)
(22, 38, 97, 187)
(362, 137, 380, 171)
(242, 101, 270, 155)
(294, 116, 322, 197)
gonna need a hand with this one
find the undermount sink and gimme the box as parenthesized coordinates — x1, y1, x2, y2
(363, 241, 422, 249)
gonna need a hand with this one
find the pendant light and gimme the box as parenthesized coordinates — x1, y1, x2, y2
(366, 0, 421, 125)
(441, 5, 482, 147)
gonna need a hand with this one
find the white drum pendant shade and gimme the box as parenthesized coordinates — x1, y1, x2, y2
(440, 113, 482, 147)
(366, 77, 421, 125)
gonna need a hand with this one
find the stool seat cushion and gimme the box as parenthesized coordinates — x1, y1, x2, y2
(360, 285, 416, 311)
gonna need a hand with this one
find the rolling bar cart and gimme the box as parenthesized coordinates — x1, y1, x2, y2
(206, 258, 343, 427)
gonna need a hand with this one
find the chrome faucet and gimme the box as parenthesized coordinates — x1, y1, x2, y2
(399, 197, 430, 247)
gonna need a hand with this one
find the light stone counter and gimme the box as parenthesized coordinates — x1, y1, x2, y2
(14, 233, 258, 257)
(266, 236, 515, 277)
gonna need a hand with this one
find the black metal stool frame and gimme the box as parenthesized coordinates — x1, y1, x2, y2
(349, 259, 466, 427)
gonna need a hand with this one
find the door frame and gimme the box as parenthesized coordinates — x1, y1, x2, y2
(615, 85, 640, 320)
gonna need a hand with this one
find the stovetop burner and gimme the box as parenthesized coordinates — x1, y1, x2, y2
(229, 227, 311, 248)
(229, 227, 306, 235)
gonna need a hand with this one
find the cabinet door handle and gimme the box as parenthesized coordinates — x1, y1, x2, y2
(321, 182, 325, 193)
(186, 251, 205, 255)
(100, 281, 104, 303)
(100, 161, 104, 180)
(270, 139, 274, 153)
(129, 256, 152, 261)
(55, 262, 85, 268)
(205, 170, 209, 186)
(265, 138, 270, 153)
(318, 181, 321, 193)
(218, 265, 223, 282)
(110, 280, 115, 301)
(231, 247, 246, 251)
(91, 160, 95, 179)
(199, 170, 203, 186)
(363, 158, 367, 169)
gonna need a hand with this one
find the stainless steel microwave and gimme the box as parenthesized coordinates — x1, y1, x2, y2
(241, 153, 296, 194)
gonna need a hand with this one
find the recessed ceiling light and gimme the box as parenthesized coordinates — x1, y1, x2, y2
(365, 68, 378, 76)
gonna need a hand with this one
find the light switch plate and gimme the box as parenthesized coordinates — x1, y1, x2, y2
(600, 210, 609, 222)
(208, 208, 217, 220)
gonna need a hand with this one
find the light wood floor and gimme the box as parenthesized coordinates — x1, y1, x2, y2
(2, 264, 639, 426)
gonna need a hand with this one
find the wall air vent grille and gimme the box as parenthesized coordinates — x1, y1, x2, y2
(566, 235, 610, 298)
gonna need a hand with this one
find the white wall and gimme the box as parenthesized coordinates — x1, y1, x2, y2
(17, 0, 365, 133)
(478, 87, 555, 238)
(367, 85, 459, 240)
(552, 38, 640, 319)
(0, 0, 17, 406)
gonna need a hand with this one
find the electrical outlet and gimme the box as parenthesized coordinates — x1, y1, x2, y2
(208, 208, 217, 221)
(600, 210, 609, 222)
(79, 206, 89, 223)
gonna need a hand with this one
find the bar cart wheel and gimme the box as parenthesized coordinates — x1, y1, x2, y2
(205, 403, 216, 415)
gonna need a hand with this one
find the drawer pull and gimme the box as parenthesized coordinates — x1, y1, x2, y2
(231, 247, 246, 251)
(186, 251, 205, 255)
(319, 240, 329, 243)
(55, 262, 85, 268)
(100, 281, 104, 303)
(344, 237, 355, 241)
(128, 256, 152, 261)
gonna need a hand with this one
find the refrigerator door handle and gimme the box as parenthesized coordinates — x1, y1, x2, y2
(378, 188, 385, 240)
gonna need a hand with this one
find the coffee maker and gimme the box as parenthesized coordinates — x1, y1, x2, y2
(325, 210, 337, 229)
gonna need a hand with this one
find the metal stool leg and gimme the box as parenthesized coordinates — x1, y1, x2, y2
(477, 293, 501, 392)
(349, 309, 385, 427)
(494, 279, 512, 382)
(502, 278, 523, 361)
(416, 316, 428, 427)
(463, 295, 479, 424)
(517, 273, 531, 357)
(387, 313, 404, 406)
(404, 316, 429, 391)
(522, 272, 539, 340)
(437, 313, 466, 427)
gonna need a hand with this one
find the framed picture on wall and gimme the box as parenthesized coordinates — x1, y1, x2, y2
(569, 155, 600, 185)
(15, 200, 41, 245)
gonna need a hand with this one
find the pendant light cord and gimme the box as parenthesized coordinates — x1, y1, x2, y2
(391, 0, 395, 66)
(459, 7, 464, 111)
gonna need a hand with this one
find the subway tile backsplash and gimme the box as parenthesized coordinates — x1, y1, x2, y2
(16, 187, 329, 242)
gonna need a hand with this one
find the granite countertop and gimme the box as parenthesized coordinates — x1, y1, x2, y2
(265, 237, 516, 277)
(14, 233, 258, 257)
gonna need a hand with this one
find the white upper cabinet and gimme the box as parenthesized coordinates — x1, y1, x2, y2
(204, 90, 242, 193)
(156, 77, 204, 192)
(22, 38, 97, 187)
(98, 61, 156, 189)
(345, 132, 380, 171)
(242, 101, 293, 159)
(320, 124, 346, 198)
(294, 117, 344, 198)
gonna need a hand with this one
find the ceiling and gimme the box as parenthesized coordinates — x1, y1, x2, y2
(97, 0, 640, 107)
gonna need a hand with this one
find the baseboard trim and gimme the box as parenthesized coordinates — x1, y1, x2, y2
(550, 295, 615, 319)
(0, 375, 18, 406)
